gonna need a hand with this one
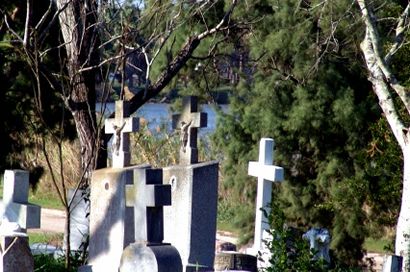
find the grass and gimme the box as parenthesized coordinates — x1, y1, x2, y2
(29, 232, 64, 246)
(0, 174, 64, 210)
(363, 237, 392, 253)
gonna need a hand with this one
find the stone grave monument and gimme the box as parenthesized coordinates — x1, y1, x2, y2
(246, 138, 284, 268)
(119, 168, 182, 272)
(302, 227, 331, 263)
(163, 96, 219, 272)
(64, 189, 89, 252)
(0, 169, 41, 272)
(0, 170, 41, 231)
(80, 100, 149, 272)
(382, 255, 403, 272)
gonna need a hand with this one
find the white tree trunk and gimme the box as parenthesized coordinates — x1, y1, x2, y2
(356, 1, 410, 268)
(396, 148, 410, 268)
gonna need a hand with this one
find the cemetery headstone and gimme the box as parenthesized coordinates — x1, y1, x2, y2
(0, 170, 41, 231)
(214, 252, 257, 272)
(164, 96, 218, 272)
(0, 235, 34, 272)
(382, 255, 403, 272)
(247, 138, 284, 252)
(302, 227, 331, 263)
(64, 189, 89, 252)
(0, 170, 39, 272)
(119, 167, 182, 272)
(80, 100, 145, 272)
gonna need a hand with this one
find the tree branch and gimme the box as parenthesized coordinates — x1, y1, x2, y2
(357, 0, 410, 116)
(357, 0, 406, 148)
(128, 0, 239, 112)
(385, 3, 410, 64)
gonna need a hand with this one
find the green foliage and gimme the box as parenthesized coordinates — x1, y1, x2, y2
(34, 251, 86, 272)
(34, 255, 67, 272)
(264, 200, 362, 272)
(212, 0, 390, 265)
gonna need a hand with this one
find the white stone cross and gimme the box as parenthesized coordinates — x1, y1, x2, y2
(125, 168, 171, 244)
(248, 138, 284, 251)
(172, 96, 207, 165)
(105, 100, 139, 168)
(0, 170, 41, 232)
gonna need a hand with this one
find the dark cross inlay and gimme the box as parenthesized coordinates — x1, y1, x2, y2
(105, 100, 139, 168)
(126, 168, 171, 244)
(172, 96, 207, 165)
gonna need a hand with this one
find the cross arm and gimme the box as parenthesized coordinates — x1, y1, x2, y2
(105, 117, 139, 134)
(248, 162, 284, 182)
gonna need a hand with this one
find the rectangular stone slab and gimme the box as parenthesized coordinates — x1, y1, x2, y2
(163, 161, 218, 272)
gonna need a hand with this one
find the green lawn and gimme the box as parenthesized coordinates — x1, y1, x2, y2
(363, 237, 393, 253)
(0, 174, 63, 210)
(29, 232, 64, 246)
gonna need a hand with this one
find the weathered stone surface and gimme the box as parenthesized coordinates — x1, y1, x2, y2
(64, 189, 89, 251)
(0, 236, 34, 272)
(172, 96, 207, 165)
(104, 100, 139, 168)
(85, 164, 149, 272)
(0, 170, 41, 231)
(163, 161, 218, 271)
(382, 255, 403, 272)
(126, 168, 171, 244)
(214, 252, 257, 272)
(119, 242, 182, 272)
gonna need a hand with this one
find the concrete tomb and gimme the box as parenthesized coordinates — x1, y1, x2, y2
(119, 168, 182, 272)
(164, 96, 218, 272)
(80, 100, 144, 272)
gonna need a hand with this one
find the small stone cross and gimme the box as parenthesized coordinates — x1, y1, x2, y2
(0, 170, 41, 232)
(105, 100, 139, 168)
(172, 96, 207, 165)
(248, 138, 284, 250)
(125, 168, 171, 244)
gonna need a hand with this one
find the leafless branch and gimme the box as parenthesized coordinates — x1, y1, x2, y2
(385, 3, 410, 64)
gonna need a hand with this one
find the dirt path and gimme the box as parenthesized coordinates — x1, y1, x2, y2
(33, 209, 385, 271)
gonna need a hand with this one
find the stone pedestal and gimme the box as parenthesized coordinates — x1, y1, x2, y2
(214, 252, 257, 272)
(163, 161, 218, 271)
(84, 164, 149, 272)
(0, 235, 34, 272)
(119, 242, 182, 272)
(382, 255, 403, 272)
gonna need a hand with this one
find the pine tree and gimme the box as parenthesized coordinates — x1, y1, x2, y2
(213, 0, 383, 264)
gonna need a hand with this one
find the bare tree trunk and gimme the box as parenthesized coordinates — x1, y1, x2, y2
(57, 0, 101, 182)
(357, 0, 410, 268)
(396, 149, 410, 266)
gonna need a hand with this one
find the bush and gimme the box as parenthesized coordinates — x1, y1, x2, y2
(263, 201, 362, 272)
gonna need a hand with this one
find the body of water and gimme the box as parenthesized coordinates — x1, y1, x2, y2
(96, 102, 227, 133)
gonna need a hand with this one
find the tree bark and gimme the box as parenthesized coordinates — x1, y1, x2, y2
(357, 0, 410, 268)
(57, 0, 101, 182)
(396, 148, 410, 265)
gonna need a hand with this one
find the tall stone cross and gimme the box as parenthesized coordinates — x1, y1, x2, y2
(125, 168, 171, 244)
(248, 138, 284, 250)
(105, 100, 139, 168)
(172, 96, 207, 165)
(0, 170, 41, 232)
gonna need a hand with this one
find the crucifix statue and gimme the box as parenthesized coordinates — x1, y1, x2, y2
(105, 100, 139, 168)
(172, 96, 207, 165)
